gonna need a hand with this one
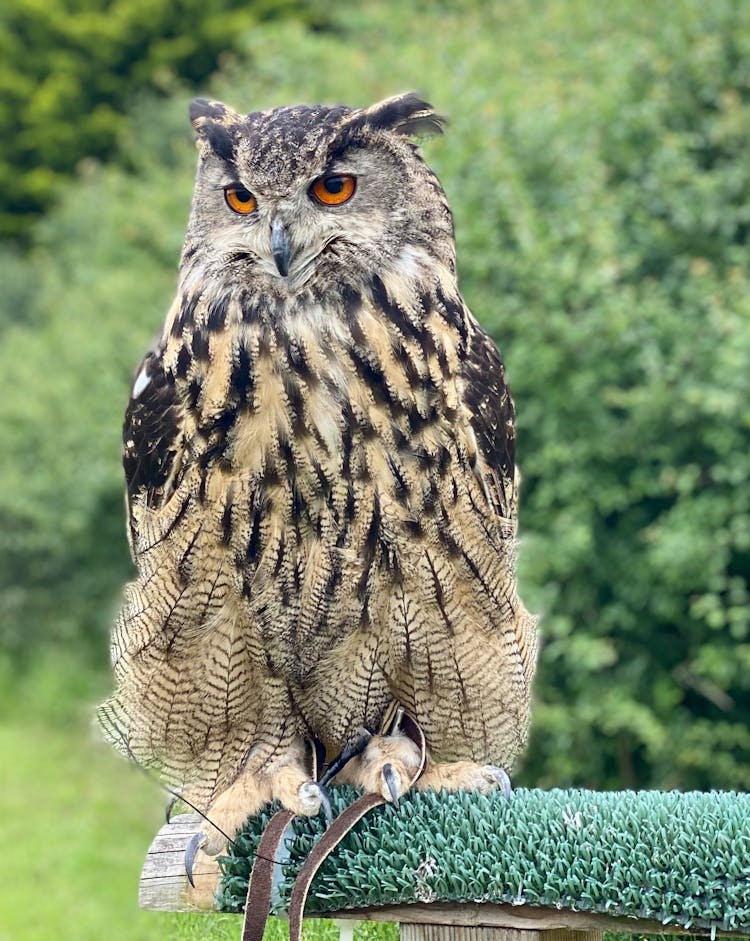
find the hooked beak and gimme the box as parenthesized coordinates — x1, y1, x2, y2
(270, 217, 292, 277)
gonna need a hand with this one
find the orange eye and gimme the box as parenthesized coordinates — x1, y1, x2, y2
(310, 174, 356, 206)
(224, 185, 257, 214)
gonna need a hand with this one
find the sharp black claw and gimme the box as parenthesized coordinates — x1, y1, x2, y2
(320, 727, 373, 786)
(184, 831, 207, 888)
(382, 762, 400, 807)
(319, 784, 333, 825)
(165, 794, 179, 824)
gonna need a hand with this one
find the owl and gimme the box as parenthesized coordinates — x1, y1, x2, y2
(98, 93, 537, 874)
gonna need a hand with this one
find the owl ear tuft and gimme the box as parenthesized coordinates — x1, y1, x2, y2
(189, 98, 241, 161)
(189, 98, 234, 129)
(361, 93, 445, 139)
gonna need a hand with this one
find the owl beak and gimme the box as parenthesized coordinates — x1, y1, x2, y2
(270, 217, 292, 277)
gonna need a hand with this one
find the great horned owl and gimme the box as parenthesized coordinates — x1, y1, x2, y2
(98, 93, 537, 863)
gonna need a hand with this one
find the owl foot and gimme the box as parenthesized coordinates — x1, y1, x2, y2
(335, 733, 423, 805)
(417, 760, 512, 799)
(184, 743, 328, 887)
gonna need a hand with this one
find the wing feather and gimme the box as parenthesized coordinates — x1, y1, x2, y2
(122, 348, 185, 551)
(460, 321, 517, 519)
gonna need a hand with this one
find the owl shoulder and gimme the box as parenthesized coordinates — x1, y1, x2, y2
(122, 347, 185, 519)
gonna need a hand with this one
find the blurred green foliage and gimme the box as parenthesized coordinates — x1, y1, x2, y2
(0, 0, 326, 241)
(0, 667, 384, 940)
(1, 0, 749, 798)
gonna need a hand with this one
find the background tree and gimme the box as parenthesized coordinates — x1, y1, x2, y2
(0, 0, 326, 241)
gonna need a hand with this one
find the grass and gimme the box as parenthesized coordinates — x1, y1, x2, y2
(0, 663, 399, 941)
(0, 688, 208, 940)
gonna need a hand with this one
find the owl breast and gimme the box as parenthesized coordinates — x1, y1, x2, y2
(164, 278, 470, 694)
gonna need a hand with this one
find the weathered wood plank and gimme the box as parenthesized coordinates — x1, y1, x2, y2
(401, 924, 602, 941)
(335, 903, 722, 936)
(139, 813, 219, 912)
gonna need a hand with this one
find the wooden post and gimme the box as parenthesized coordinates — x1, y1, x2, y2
(334, 920, 357, 941)
(400, 927, 601, 941)
(139, 813, 220, 912)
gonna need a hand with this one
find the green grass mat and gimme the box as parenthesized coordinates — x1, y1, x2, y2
(218, 787, 750, 934)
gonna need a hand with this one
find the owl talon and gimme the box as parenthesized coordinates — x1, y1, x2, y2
(484, 766, 512, 800)
(382, 762, 402, 806)
(165, 793, 180, 824)
(185, 831, 208, 888)
(320, 727, 372, 786)
(318, 784, 333, 824)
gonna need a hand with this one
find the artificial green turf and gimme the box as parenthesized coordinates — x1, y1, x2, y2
(220, 787, 750, 934)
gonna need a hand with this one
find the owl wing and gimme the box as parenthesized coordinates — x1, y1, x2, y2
(460, 321, 517, 521)
(122, 348, 186, 554)
(104, 350, 254, 803)
(460, 318, 539, 688)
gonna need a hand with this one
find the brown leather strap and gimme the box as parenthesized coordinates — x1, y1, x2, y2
(288, 793, 385, 941)
(288, 711, 428, 941)
(381, 705, 427, 778)
(244, 710, 428, 941)
(242, 737, 323, 940)
(242, 809, 295, 941)
(310, 737, 325, 781)
(379, 700, 401, 736)
(401, 711, 427, 780)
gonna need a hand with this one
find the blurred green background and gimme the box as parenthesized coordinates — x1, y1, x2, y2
(1, 1, 749, 939)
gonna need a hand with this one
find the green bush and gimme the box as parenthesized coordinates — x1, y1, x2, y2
(495, 7, 750, 790)
(0, 0, 326, 241)
(2, 0, 749, 791)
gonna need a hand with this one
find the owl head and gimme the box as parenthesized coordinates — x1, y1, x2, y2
(184, 93, 454, 294)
